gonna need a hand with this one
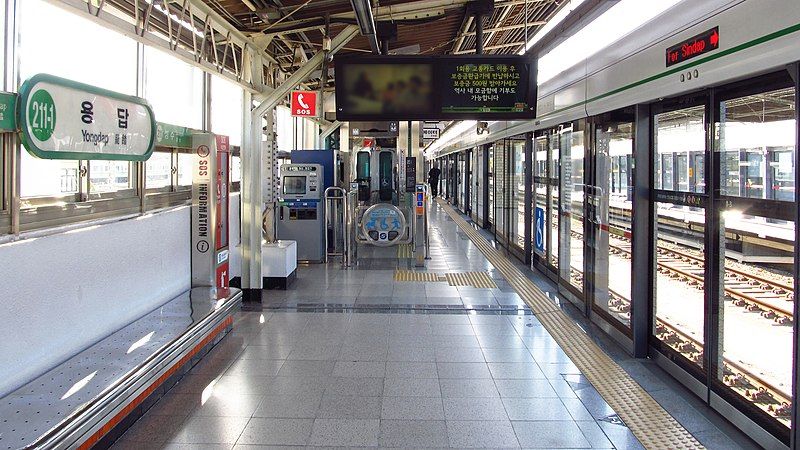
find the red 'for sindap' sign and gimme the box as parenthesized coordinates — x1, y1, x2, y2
(290, 90, 318, 117)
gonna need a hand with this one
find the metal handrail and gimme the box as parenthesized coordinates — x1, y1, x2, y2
(324, 186, 348, 267)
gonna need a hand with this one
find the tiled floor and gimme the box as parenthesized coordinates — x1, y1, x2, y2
(111, 203, 750, 449)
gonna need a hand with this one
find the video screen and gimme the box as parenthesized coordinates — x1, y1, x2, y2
(283, 176, 306, 195)
(340, 63, 434, 117)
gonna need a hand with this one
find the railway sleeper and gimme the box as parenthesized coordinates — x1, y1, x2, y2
(768, 402, 792, 418)
(748, 387, 779, 405)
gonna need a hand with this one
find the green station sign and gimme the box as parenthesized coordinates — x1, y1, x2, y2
(156, 122, 193, 149)
(17, 73, 157, 161)
(0, 92, 16, 132)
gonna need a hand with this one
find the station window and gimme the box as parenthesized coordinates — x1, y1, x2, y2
(143, 47, 203, 129)
(654, 105, 706, 193)
(717, 87, 796, 202)
(211, 76, 244, 146)
(177, 152, 193, 188)
(146, 151, 173, 190)
(88, 161, 135, 198)
(18, 0, 137, 206)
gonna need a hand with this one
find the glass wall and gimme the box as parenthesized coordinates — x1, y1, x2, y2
(714, 82, 796, 433)
(510, 137, 526, 250)
(533, 135, 548, 260)
(560, 123, 585, 290)
(211, 75, 244, 146)
(593, 114, 634, 328)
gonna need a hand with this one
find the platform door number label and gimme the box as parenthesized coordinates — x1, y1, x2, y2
(535, 207, 545, 253)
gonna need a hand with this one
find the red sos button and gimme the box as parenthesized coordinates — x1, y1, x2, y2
(290, 90, 318, 117)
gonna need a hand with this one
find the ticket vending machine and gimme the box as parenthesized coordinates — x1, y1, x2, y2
(191, 132, 230, 295)
(277, 164, 325, 262)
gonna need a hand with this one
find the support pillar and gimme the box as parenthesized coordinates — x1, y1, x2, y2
(631, 103, 651, 358)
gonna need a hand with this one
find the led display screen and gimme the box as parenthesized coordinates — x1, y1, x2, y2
(282, 175, 306, 195)
(335, 55, 537, 121)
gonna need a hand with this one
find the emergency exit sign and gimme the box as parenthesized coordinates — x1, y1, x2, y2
(290, 90, 318, 117)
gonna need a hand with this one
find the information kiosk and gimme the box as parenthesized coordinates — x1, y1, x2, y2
(191, 132, 230, 295)
(277, 164, 325, 262)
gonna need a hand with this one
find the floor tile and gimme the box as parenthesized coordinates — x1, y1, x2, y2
(494, 379, 560, 398)
(308, 419, 380, 447)
(488, 362, 547, 379)
(381, 396, 445, 420)
(439, 378, 500, 397)
(169, 416, 249, 444)
(443, 396, 508, 420)
(437, 362, 492, 379)
(331, 361, 386, 378)
(385, 361, 438, 378)
(383, 377, 442, 397)
(512, 420, 592, 448)
(446, 420, 519, 448)
(378, 419, 449, 448)
(252, 394, 322, 418)
(317, 395, 382, 419)
(501, 397, 574, 421)
(235, 418, 314, 446)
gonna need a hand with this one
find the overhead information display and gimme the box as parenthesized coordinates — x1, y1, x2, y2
(335, 55, 536, 121)
(18, 73, 156, 161)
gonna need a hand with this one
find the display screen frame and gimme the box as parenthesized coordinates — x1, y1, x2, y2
(334, 55, 537, 121)
(282, 175, 307, 195)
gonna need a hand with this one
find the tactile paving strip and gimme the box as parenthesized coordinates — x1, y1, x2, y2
(396, 243, 414, 259)
(438, 200, 704, 450)
(394, 269, 439, 282)
(445, 272, 497, 288)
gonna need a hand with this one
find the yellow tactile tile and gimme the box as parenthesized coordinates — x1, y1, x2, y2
(437, 199, 704, 450)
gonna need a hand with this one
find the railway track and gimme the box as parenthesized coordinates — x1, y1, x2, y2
(564, 225, 794, 325)
(610, 233, 794, 324)
(604, 288, 793, 427)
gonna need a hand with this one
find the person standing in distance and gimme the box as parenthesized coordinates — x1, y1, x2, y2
(428, 166, 442, 197)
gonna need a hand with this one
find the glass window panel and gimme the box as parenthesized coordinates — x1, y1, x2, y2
(653, 201, 705, 369)
(231, 155, 241, 183)
(144, 47, 203, 129)
(717, 87, 795, 201)
(88, 161, 133, 195)
(654, 106, 705, 193)
(147, 151, 172, 189)
(533, 136, 548, 258)
(594, 119, 634, 328)
(549, 134, 559, 269)
(177, 153, 193, 187)
(716, 211, 794, 430)
(19, 0, 137, 201)
(211, 76, 244, 146)
(560, 126, 584, 289)
(511, 138, 525, 249)
(19, 153, 79, 198)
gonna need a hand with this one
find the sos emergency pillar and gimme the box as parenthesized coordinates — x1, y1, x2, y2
(191, 132, 231, 296)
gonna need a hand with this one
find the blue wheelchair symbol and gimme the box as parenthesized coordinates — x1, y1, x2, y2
(534, 207, 545, 253)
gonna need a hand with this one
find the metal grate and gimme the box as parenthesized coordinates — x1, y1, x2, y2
(438, 199, 704, 450)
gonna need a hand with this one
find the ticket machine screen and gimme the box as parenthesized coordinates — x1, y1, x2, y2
(283, 176, 306, 195)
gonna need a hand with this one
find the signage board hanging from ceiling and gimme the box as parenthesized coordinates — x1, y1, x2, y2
(422, 127, 440, 140)
(17, 74, 156, 161)
(334, 55, 537, 121)
(290, 90, 319, 117)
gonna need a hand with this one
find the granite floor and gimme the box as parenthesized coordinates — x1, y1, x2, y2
(111, 202, 752, 449)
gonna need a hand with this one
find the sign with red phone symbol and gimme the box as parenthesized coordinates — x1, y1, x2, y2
(290, 91, 318, 117)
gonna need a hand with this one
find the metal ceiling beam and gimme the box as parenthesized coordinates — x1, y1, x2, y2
(454, 40, 526, 53)
(254, 25, 359, 116)
(261, 0, 468, 36)
(464, 21, 546, 35)
(350, 0, 380, 53)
